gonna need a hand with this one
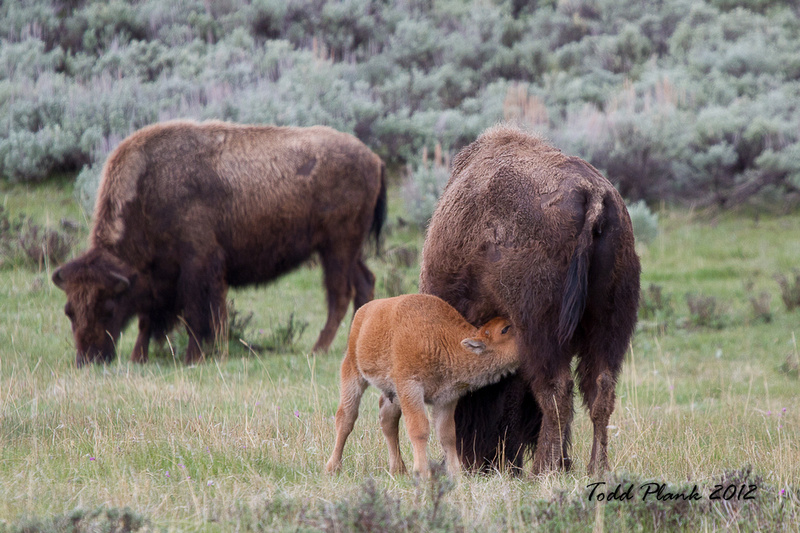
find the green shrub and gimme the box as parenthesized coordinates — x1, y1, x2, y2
(685, 293, 728, 329)
(9, 506, 149, 533)
(401, 163, 449, 228)
(3, 0, 800, 212)
(774, 270, 800, 312)
(0, 206, 76, 270)
(627, 200, 659, 246)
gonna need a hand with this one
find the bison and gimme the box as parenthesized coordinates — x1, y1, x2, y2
(325, 293, 519, 478)
(419, 125, 640, 476)
(53, 120, 386, 366)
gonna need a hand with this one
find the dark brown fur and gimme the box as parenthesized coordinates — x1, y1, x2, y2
(419, 125, 640, 475)
(53, 120, 387, 366)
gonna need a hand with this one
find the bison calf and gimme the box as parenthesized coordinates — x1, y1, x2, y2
(324, 294, 518, 478)
(53, 120, 386, 366)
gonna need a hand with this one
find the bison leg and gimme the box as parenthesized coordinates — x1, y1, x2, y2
(530, 364, 574, 475)
(179, 251, 227, 364)
(351, 258, 375, 311)
(577, 336, 623, 475)
(584, 370, 616, 476)
(397, 381, 431, 478)
(432, 399, 461, 477)
(379, 394, 407, 475)
(130, 314, 151, 364)
(314, 250, 356, 353)
(325, 354, 368, 474)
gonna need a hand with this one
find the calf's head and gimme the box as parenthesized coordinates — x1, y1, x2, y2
(52, 251, 136, 367)
(461, 318, 517, 358)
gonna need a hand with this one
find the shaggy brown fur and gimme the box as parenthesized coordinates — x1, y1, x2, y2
(53, 120, 386, 366)
(324, 294, 518, 478)
(419, 125, 640, 475)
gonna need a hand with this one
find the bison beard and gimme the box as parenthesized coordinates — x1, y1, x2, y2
(420, 125, 640, 475)
(53, 120, 387, 366)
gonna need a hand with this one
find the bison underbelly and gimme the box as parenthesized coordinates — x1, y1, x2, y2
(225, 244, 315, 287)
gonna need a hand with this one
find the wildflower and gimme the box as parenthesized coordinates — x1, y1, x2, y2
(89, 457, 96, 461)
(166, 471, 170, 477)
(207, 480, 214, 486)
(294, 409, 300, 418)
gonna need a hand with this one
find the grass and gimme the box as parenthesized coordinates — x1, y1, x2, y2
(1, 181, 799, 531)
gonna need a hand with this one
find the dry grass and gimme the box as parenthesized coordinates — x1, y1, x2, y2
(1, 185, 799, 531)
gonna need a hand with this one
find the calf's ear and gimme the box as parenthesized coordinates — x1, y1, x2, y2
(462, 338, 486, 355)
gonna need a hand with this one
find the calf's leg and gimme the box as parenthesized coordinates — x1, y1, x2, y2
(432, 400, 460, 477)
(397, 382, 431, 477)
(379, 394, 407, 475)
(325, 354, 368, 473)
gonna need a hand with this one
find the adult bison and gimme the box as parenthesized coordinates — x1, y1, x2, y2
(53, 120, 386, 367)
(420, 125, 640, 475)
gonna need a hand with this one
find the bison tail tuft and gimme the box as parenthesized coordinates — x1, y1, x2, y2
(557, 191, 602, 347)
(370, 162, 388, 255)
(557, 243, 589, 347)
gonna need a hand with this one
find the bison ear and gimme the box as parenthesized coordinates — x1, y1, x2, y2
(462, 338, 486, 355)
(109, 272, 131, 294)
(52, 266, 69, 290)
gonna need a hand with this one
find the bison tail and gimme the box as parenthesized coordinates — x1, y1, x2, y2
(557, 191, 603, 347)
(370, 162, 388, 255)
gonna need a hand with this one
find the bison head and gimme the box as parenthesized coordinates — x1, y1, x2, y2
(52, 250, 137, 367)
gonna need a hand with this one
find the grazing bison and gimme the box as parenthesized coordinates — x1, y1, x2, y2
(325, 294, 519, 478)
(53, 120, 387, 366)
(419, 125, 640, 475)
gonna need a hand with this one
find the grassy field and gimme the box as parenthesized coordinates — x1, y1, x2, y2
(1, 181, 799, 532)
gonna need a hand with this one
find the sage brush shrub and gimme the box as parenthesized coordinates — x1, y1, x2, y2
(3, 0, 800, 209)
(0, 206, 76, 270)
(686, 293, 728, 330)
(627, 200, 659, 245)
(639, 283, 675, 333)
(402, 163, 450, 227)
(8, 506, 150, 533)
(774, 270, 800, 312)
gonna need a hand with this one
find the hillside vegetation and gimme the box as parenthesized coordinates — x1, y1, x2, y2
(2, 0, 800, 211)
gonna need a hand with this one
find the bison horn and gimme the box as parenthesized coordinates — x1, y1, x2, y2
(110, 272, 130, 294)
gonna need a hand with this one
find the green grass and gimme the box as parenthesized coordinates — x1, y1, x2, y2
(1, 182, 799, 531)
